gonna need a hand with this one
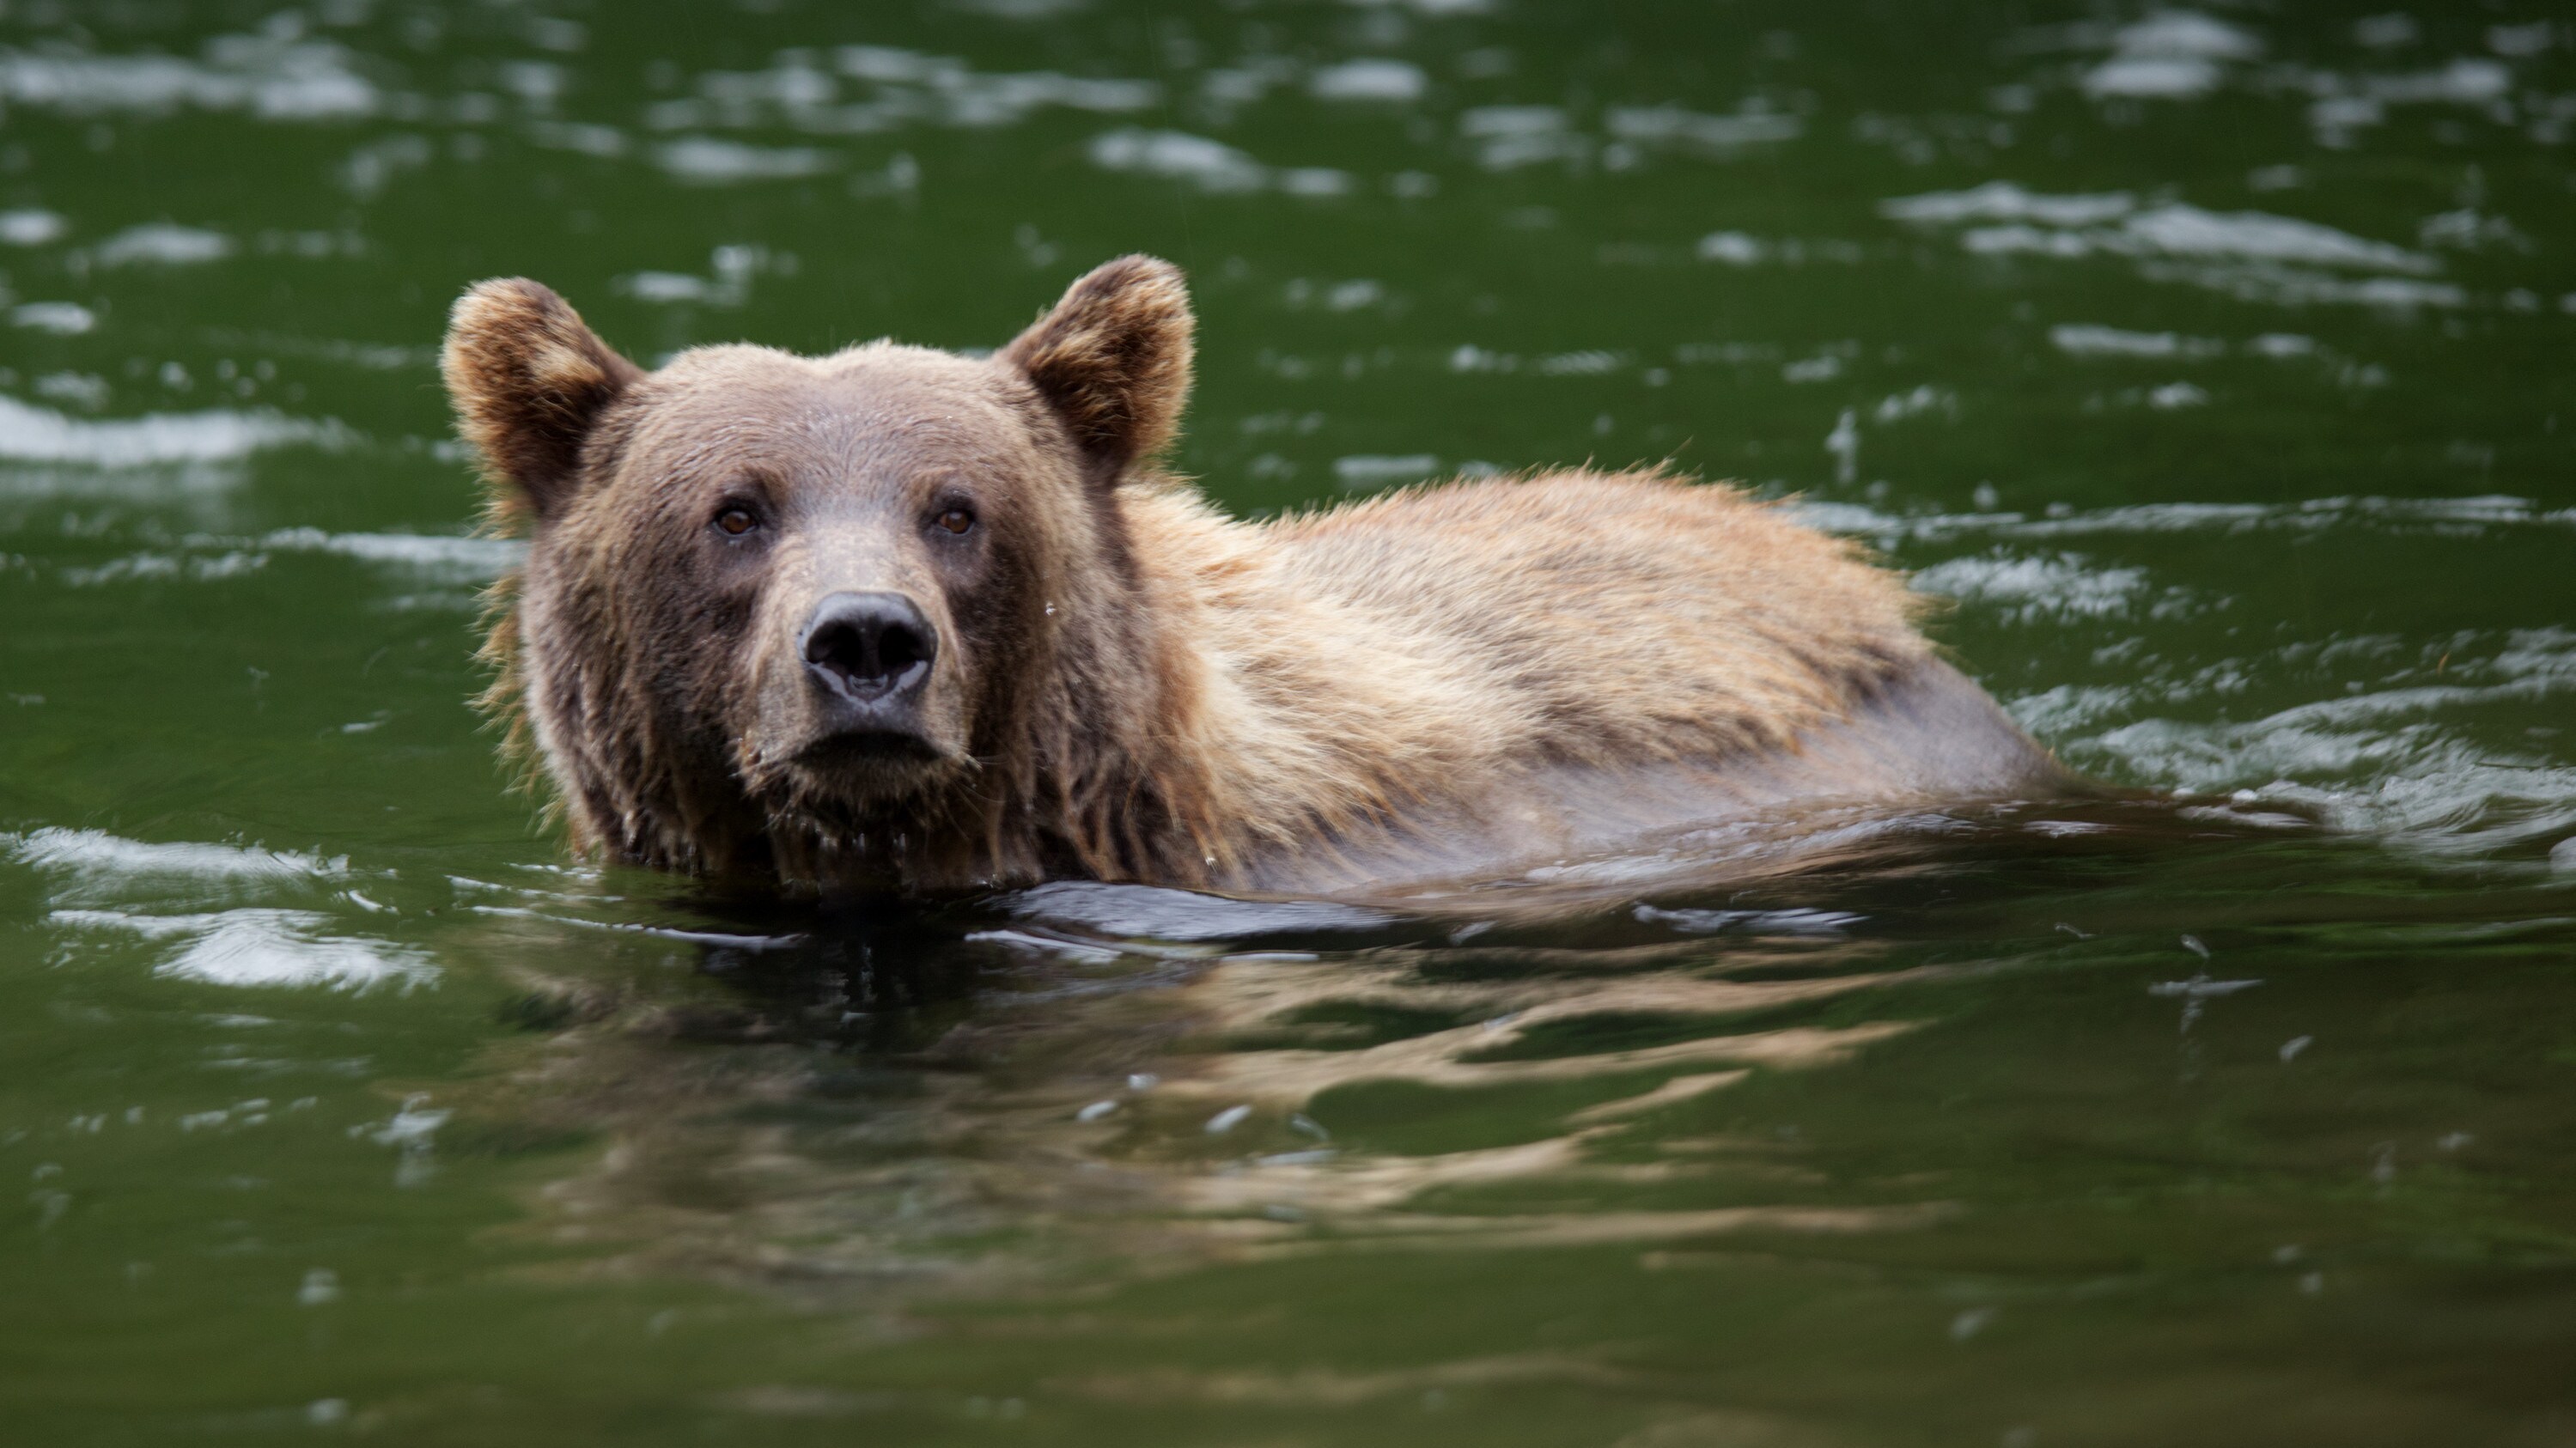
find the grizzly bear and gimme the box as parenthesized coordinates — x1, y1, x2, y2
(442, 255, 2063, 897)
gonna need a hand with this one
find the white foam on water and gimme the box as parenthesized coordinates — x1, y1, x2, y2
(2005, 684, 2141, 739)
(256, 528, 525, 581)
(1893, 186, 2447, 306)
(2366, 58, 2512, 105)
(36, 372, 110, 408)
(13, 302, 95, 335)
(2121, 205, 2433, 271)
(1605, 105, 1803, 152)
(1277, 167, 1355, 198)
(58, 550, 268, 587)
(1086, 128, 1268, 191)
(1310, 58, 1426, 103)
(695, 52, 834, 108)
(2078, 11, 2262, 99)
(2487, 23, 2554, 58)
(1539, 350, 1626, 375)
(1698, 232, 1765, 265)
(1912, 551, 2152, 622)
(673, 48, 1157, 133)
(51, 908, 435, 991)
(934, 70, 1161, 126)
(2050, 324, 2225, 358)
(0, 208, 67, 246)
(1797, 494, 2575, 548)
(2113, 10, 2264, 60)
(620, 271, 715, 303)
(90, 223, 234, 267)
(832, 45, 958, 85)
(2419, 209, 2530, 253)
(43, 530, 521, 592)
(0, 35, 377, 119)
(1874, 386, 1954, 423)
(2021, 630, 2576, 863)
(2083, 56, 2222, 99)
(2300, 58, 2518, 143)
(2080, 722, 2576, 861)
(1335, 454, 1444, 489)
(1953, 204, 2434, 274)
(1881, 183, 2136, 228)
(2080, 15, 2259, 97)
(652, 138, 839, 184)
(1458, 106, 1587, 170)
(2248, 332, 2318, 357)
(9, 828, 346, 908)
(2138, 261, 2467, 309)
(0, 394, 343, 468)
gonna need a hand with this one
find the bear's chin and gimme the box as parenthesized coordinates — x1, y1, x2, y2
(760, 730, 958, 813)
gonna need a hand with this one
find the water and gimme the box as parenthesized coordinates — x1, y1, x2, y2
(3, 1, 2573, 1442)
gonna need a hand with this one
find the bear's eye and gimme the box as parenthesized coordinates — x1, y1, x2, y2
(713, 506, 759, 537)
(935, 507, 976, 535)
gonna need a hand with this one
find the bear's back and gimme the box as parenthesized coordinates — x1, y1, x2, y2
(1264, 472, 1928, 756)
(1210, 471, 2066, 891)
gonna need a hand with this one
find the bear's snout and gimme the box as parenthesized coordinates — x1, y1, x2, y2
(799, 590, 939, 717)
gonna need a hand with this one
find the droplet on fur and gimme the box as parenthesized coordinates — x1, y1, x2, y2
(1075, 1099, 1117, 1123)
(1205, 1104, 1252, 1134)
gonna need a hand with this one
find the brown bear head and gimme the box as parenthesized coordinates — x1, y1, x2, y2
(442, 256, 1197, 884)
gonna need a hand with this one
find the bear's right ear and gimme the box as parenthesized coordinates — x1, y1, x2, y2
(441, 278, 642, 524)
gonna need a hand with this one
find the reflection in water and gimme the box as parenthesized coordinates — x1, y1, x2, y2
(490, 879, 1944, 1295)
(474, 808, 2262, 1299)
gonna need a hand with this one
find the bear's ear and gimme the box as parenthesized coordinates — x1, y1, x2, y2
(1000, 255, 1195, 479)
(441, 278, 642, 524)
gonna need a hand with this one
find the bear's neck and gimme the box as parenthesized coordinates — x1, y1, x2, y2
(981, 487, 1239, 888)
(984, 484, 1416, 892)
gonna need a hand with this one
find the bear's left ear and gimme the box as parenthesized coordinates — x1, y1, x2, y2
(442, 277, 642, 525)
(1000, 255, 1195, 480)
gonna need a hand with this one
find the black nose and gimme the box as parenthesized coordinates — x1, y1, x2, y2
(801, 591, 937, 703)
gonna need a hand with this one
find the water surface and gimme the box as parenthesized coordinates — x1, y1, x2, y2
(3, 2, 2573, 1444)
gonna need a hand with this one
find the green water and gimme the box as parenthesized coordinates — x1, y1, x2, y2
(3, 1, 2573, 1442)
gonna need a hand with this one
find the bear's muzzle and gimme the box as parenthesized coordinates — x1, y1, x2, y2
(794, 589, 942, 755)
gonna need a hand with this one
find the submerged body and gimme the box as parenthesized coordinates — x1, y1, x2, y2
(442, 256, 2064, 897)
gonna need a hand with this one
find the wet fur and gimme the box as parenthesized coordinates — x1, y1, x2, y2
(445, 257, 2064, 897)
